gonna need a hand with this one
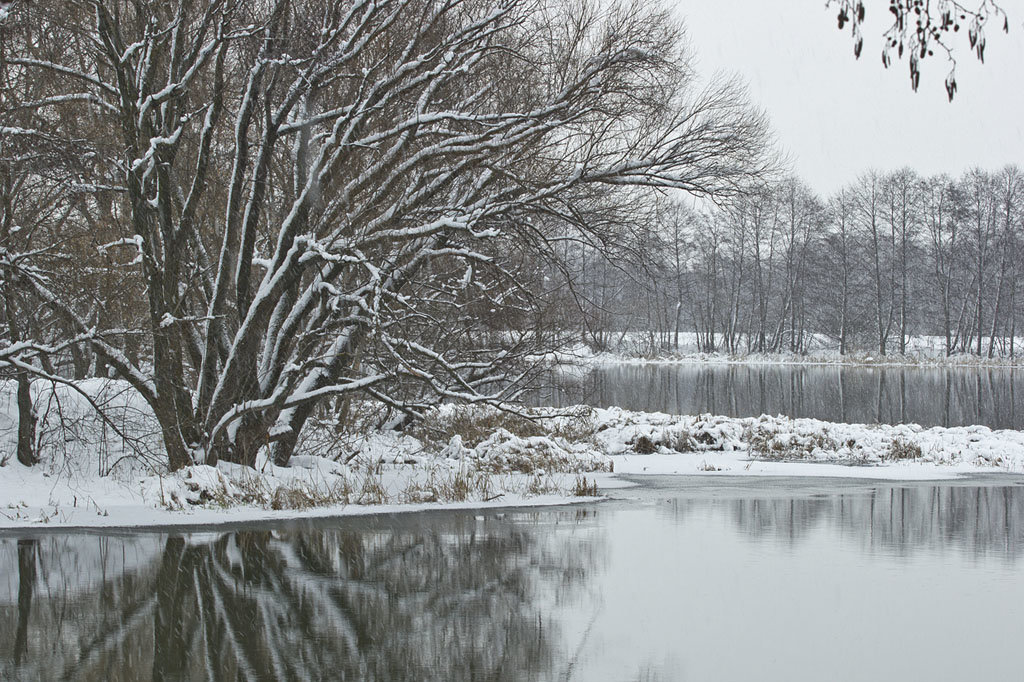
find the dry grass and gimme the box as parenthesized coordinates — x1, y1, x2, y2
(400, 466, 495, 504)
(354, 469, 389, 505)
(664, 430, 699, 452)
(161, 401, 612, 514)
(169, 467, 358, 511)
(572, 475, 598, 497)
(630, 425, 718, 454)
(745, 426, 839, 461)
(884, 438, 923, 461)
(547, 407, 598, 444)
(633, 435, 658, 454)
(470, 440, 609, 475)
(165, 455, 604, 514)
(413, 406, 544, 448)
(412, 404, 598, 449)
(219, 474, 270, 507)
(410, 404, 608, 475)
(269, 478, 355, 510)
(525, 473, 563, 496)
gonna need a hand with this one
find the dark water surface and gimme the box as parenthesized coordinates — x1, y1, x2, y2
(537, 364, 1024, 429)
(3, 478, 1024, 681)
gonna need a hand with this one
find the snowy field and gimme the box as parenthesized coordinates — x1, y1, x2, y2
(2, 380, 1024, 529)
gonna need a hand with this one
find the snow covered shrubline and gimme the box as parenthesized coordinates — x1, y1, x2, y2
(549, 335, 1024, 368)
(587, 407, 1024, 475)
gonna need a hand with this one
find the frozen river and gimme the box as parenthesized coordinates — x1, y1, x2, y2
(3, 477, 1024, 681)
(537, 363, 1024, 430)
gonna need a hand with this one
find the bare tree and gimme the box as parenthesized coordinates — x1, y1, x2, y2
(988, 166, 1022, 356)
(923, 174, 960, 355)
(561, 166, 1024, 361)
(0, 0, 771, 469)
(826, 188, 856, 354)
(884, 169, 921, 354)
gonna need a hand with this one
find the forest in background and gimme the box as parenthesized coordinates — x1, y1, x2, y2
(565, 166, 1024, 359)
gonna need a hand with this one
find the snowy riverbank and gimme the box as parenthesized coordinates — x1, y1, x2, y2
(580, 350, 1024, 369)
(3, 399, 1024, 530)
(550, 335, 1024, 368)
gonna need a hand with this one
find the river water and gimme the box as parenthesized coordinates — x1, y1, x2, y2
(537, 363, 1024, 429)
(3, 477, 1024, 681)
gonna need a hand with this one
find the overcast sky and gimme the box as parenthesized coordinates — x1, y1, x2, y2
(672, 1, 1024, 195)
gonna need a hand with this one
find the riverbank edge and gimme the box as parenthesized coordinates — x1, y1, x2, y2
(0, 486, 612, 535)
(5, 466, 1024, 533)
(557, 350, 1024, 369)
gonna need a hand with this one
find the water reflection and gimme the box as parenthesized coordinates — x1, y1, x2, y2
(539, 364, 1024, 429)
(0, 515, 598, 681)
(715, 485, 1024, 558)
(2, 484, 1024, 680)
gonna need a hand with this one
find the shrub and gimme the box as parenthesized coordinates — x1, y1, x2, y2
(885, 438, 922, 461)
(413, 406, 543, 448)
(548, 407, 598, 444)
(663, 430, 697, 452)
(633, 435, 657, 454)
(744, 425, 838, 461)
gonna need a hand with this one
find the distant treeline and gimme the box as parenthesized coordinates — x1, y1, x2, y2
(559, 167, 1024, 357)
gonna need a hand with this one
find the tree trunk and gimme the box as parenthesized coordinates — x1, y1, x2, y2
(4, 298, 36, 466)
(15, 373, 35, 467)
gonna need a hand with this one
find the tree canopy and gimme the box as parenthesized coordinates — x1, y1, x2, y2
(0, 0, 772, 470)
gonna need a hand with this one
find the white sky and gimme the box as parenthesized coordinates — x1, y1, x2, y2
(672, 1, 1024, 195)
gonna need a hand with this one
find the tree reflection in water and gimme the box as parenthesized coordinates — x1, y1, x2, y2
(0, 513, 599, 681)
(542, 364, 1024, 429)
(2, 486, 1022, 680)
(720, 484, 1024, 558)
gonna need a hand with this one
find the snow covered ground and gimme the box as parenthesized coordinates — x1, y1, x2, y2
(552, 334, 1024, 367)
(590, 407, 1024, 479)
(3, 386, 1024, 529)
(0, 461, 612, 530)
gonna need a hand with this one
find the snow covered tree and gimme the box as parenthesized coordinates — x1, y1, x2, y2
(0, 0, 771, 469)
